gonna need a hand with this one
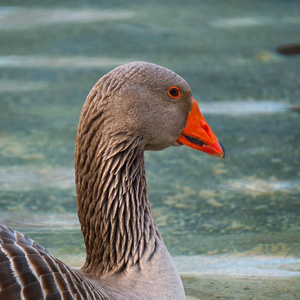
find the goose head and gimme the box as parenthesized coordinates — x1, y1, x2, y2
(81, 61, 224, 157)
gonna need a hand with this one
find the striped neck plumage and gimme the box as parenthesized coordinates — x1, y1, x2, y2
(75, 132, 160, 276)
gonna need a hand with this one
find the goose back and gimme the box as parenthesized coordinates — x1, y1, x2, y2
(0, 225, 110, 299)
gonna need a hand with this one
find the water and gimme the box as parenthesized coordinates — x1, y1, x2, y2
(0, 1, 300, 299)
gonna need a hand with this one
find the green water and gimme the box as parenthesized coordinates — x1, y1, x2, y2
(0, 1, 300, 299)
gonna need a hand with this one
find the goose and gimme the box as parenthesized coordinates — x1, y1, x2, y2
(0, 62, 225, 300)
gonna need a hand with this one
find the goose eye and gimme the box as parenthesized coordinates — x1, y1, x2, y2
(167, 87, 181, 99)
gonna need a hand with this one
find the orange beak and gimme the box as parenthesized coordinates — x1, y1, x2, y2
(177, 99, 225, 158)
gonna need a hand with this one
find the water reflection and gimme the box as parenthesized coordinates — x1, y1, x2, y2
(200, 101, 288, 115)
(0, 55, 129, 68)
(0, 7, 135, 30)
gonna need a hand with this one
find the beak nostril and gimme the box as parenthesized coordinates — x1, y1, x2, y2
(202, 123, 211, 136)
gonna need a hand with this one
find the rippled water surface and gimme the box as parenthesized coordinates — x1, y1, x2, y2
(0, 0, 299, 299)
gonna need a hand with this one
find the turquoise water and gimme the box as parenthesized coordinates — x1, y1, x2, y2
(0, 1, 300, 299)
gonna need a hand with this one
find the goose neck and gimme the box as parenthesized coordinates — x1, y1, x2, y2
(76, 136, 160, 276)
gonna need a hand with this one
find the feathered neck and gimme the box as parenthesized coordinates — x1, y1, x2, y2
(75, 90, 160, 276)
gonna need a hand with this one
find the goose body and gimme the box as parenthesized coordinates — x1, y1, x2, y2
(0, 62, 224, 299)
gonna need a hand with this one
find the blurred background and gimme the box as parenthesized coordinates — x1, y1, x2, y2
(0, 0, 299, 299)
